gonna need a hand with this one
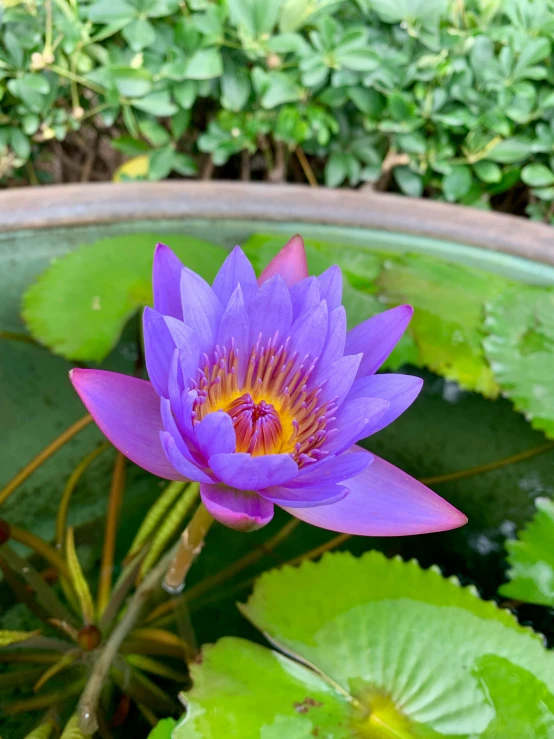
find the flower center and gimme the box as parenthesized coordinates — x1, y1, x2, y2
(226, 394, 283, 455)
(190, 335, 337, 465)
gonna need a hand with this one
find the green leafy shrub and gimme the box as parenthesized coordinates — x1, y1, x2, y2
(3, 0, 554, 218)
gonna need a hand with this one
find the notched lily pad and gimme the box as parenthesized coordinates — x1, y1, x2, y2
(171, 551, 554, 738)
(22, 234, 226, 362)
(499, 496, 554, 607)
(484, 286, 554, 438)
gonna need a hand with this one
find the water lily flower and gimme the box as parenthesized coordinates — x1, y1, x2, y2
(70, 236, 466, 534)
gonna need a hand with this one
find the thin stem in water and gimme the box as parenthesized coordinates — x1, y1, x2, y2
(0, 414, 93, 506)
(163, 503, 214, 593)
(97, 452, 126, 617)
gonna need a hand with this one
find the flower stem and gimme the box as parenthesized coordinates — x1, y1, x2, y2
(0, 414, 93, 506)
(296, 147, 318, 187)
(77, 542, 181, 733)
(97, 452, 126, 617)
(163, 503, 214, 594)
(8, 525, 71, 580)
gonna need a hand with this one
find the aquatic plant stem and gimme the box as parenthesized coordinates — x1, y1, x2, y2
(0, 414, 93, 506)
(78, 541, 178, 732)
(419, 440, 554, 486)
(163, 503, 214, 593)
(8, 525, 71, 580)
(97, 452, 126, 616)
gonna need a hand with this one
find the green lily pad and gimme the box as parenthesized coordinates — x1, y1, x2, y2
(483, 286, 554, 438)
(172, 552, 554, 738)
(22, 234, 226, 362)
(499, 497, 554, 607)
(148, 718, 179, 739)
(377, 254, 510, 398)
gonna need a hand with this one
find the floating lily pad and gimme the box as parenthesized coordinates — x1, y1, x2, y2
(172, 552, 554, 738)
(484, 286, 554, 438)
(499, 497, 554, 607)
(22, 234, 226, 362)
(377, 254, 509, 398)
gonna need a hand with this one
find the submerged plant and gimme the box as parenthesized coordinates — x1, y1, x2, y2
(70, 235, 466, 591)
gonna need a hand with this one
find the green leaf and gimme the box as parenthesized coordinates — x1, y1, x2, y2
(0, 629, 39, 647)
(324, 152, 348, 187)
(23, 718, 57, 739)
(521, 163, 554, 188)
(22, 234, 226, 361)
(173, 80, 198, 109)
(378, 254, 508, 396)
(487, 138, 532, 164)
(500, 498, 554, 608)
(473, 160, 502, 184)
(147, 718, 179, 739)
(221, 59, 251, 112)
(132, 91, 178, 116)
(260, 72, 302, 109)
(8, 74, 50, 113)
(139, 119, 171, 147)
(122, 17, 156, 51)
(184, 48, 223, 80)
(176, 551, 554, 738)
(483, 286, 554, 437)
(148, 144, 175, 180)
(111, 67, 153, 98)
(87, 0, 135, 23)
(172, 152, 198, 176)
(65, 528, 94, 624)
(10, 128, 31, 161)
(442, 164, 473, 202)
(394, 165, 423, 197)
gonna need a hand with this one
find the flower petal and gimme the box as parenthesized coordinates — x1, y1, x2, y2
(160, 432, 214, 483)
(288, 300, 328, 364)
(290, 277, 320, 319)
(347, 373, 423, 434)
(320, 353, 362, 406)
(317, 265, 342, 311)
(212, 246, 258, 307)
(70, 369, 183, 480)
(195, 411, 236, 459)
(291, 449, 371, 487)
(143, 307, 198, 398)
(248, 275, 292, 347)
(282, 447, 467, 535)
(326, 397, 389, 454)
(200, 483, 274, 532)
(315, 306, 347, 380)
(153, 243, 183, 320)
(216, 284, 250, 358)
(160, 396, 201, 464)
(209, 452, 298, 491)
(258, 235, 308, 287)
(180, 267, 223, 356)
(259, 483, 348, 508)
(345, 305, 413, 378)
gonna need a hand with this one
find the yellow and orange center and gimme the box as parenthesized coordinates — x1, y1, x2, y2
(191, 336, 335, 464)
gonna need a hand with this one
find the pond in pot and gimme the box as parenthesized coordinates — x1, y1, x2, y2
(1, 183, 553, 736)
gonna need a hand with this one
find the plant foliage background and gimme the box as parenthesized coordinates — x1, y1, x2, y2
(4, 0, 554, 219)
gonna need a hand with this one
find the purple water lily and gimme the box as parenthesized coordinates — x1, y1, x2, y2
(70, 236, 466, 535)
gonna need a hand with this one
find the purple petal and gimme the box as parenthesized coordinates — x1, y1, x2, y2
(259, 483, 348, 508)
(209, 452, 298, 491)
(282, 447, 467, 535)
(320, 354, 362, 406)
(200, 483, 274, 532)
(290, 277, 320, 319)
(70, 369, 183, 480)
(195, 411, 236, 459)
(160, 396, 201, 464)
(180, 267, 223, 355)
(315, 306, 347, 380)
(212, 246, 258, 307)
(160, 432, 214, 483)
(326, 397, 389, 454)
(345, 305, 413, 378)
(288, 300, 328, 364)
(248, 275, 292, 347)
(216, 284, 250, 358)
(153, 243, 183, 320)
(291, 450, 371, 486)
(347, 373, 423, 434)
(143, 307, 198, 398)
(317, 265, 342, 311)
(258, 235, 308, 287)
